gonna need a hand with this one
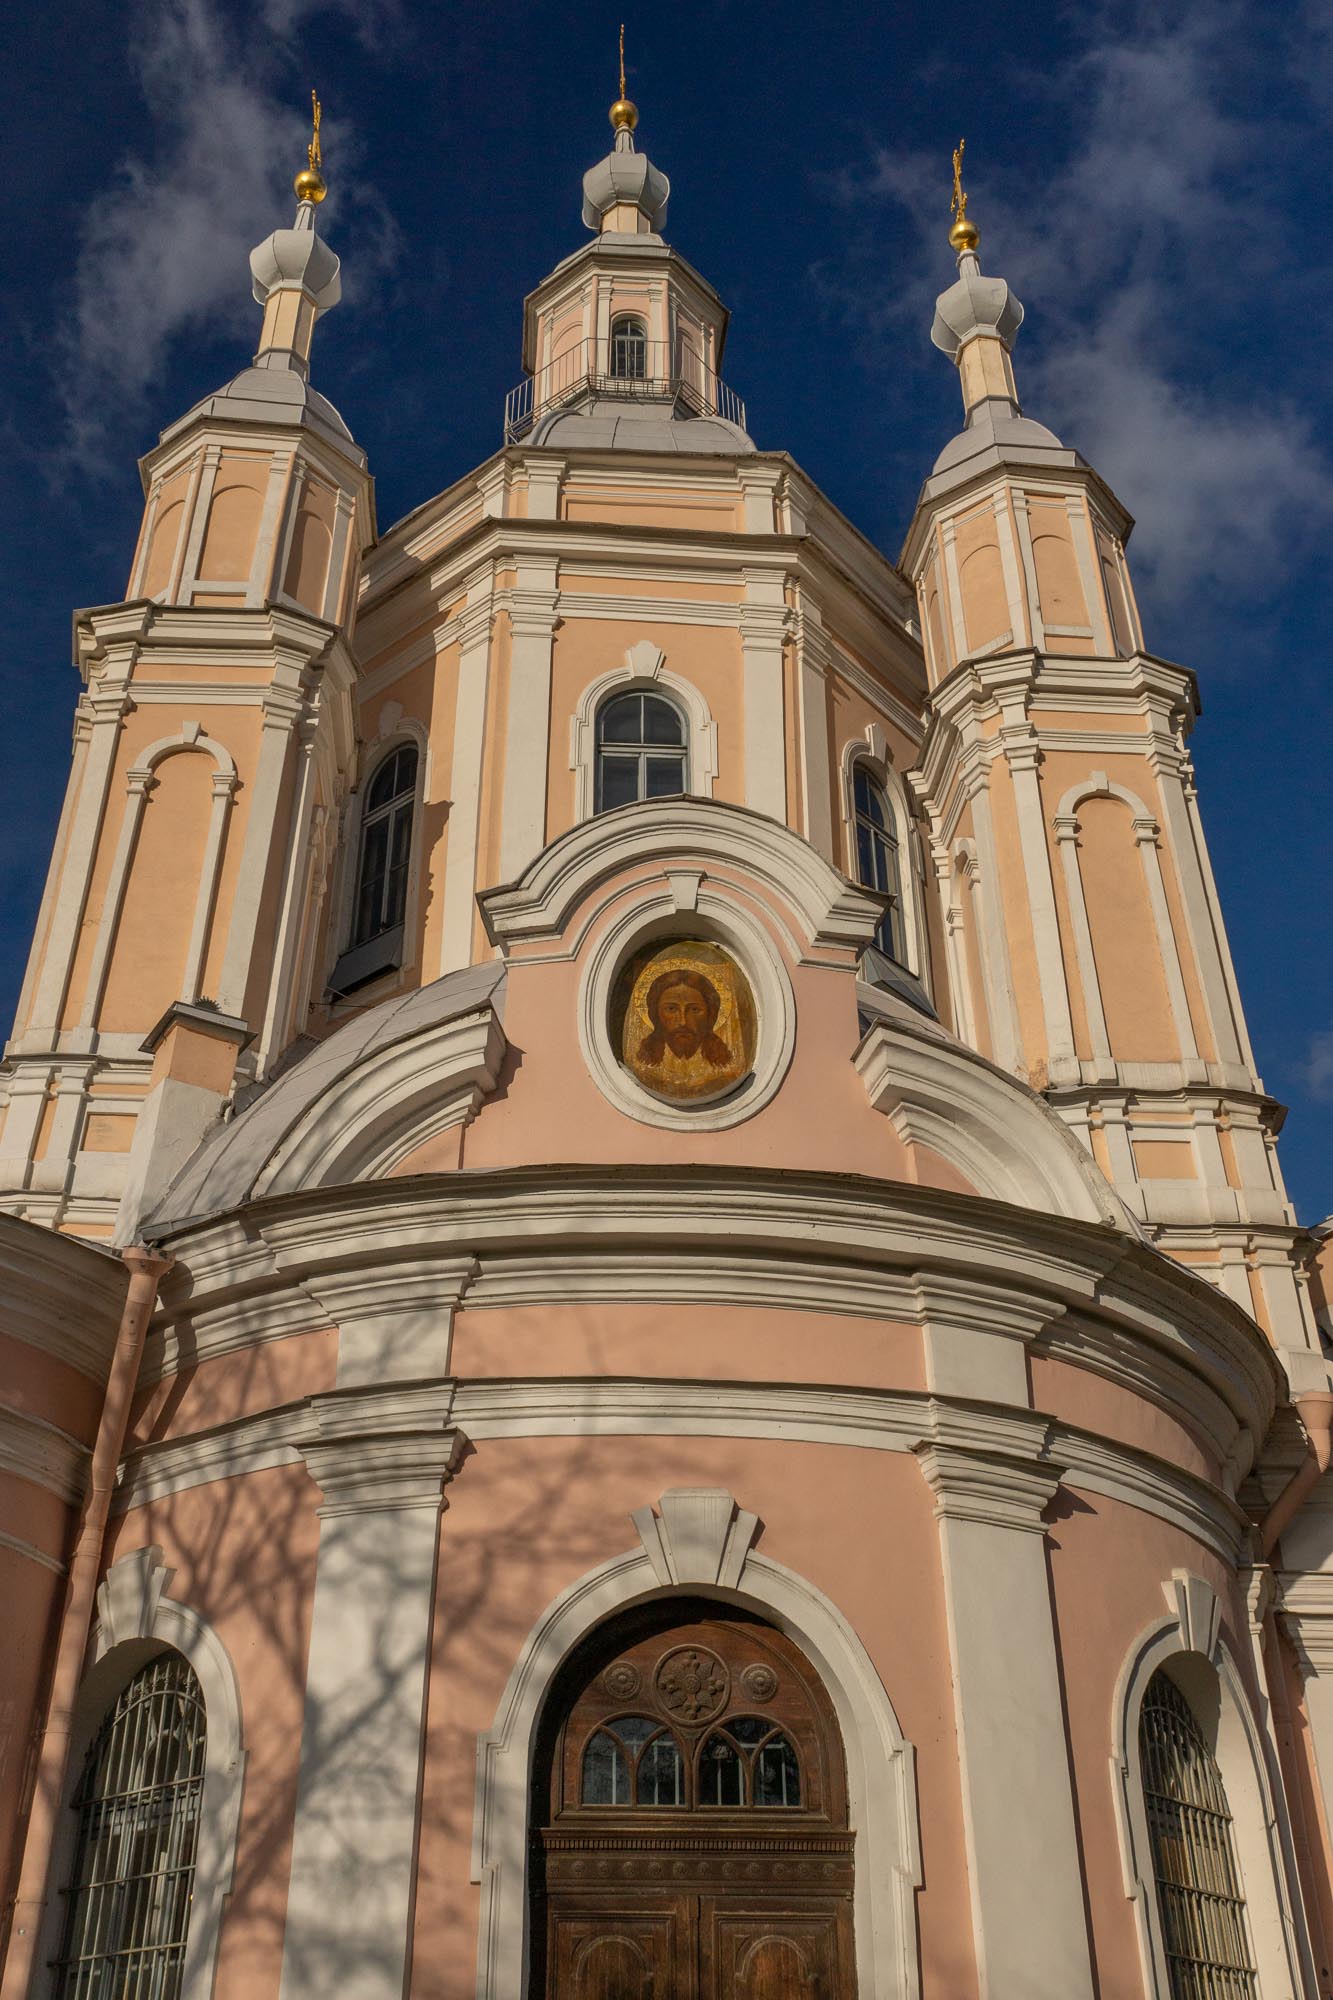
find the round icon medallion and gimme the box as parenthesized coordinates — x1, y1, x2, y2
(612, 939, 757, 1106)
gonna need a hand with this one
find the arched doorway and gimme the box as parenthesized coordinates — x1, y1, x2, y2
(531, 1598, 856, 1997)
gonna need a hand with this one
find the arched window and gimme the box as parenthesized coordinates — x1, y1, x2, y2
(609, 315, 648, 381)
(595, 691, 686, 812)
(852, 763, 907, 963)
(1138, 1668, 1256, 2000)
(352, 743, 418, 948)
(54, 1653, 206, 2000)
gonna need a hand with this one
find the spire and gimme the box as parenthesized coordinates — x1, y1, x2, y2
(930, 139, 1023, 421)
(581, 27, 670, 236)
(248, 91, 342, 378)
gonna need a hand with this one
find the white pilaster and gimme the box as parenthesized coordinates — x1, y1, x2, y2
(497, 560, 559, 882)
(217, 675, 309, 1017)
(439, 571, 495, 974)
(280, 1397, 466, 2000)
(740, 569, 788, 822)
(915, 1416, 1095, 2000)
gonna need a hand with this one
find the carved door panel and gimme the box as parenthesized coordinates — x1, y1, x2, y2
(549, 1898, 690, 2000)
(537, 1606, 857, 2000)
(702, 1901, 849, 2000)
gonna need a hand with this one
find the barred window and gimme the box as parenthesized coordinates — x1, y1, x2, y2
(54, 1653, 206, 2000)
(1139, 1668, 1256, 2000)
(609, 315, 647, 381)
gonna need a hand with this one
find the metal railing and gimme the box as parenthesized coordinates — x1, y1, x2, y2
(504, 336, 746, 444)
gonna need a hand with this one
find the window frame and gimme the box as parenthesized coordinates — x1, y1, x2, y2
(608, 314, 649, 382)
(593, 688, 689, 814)
(327, 732, 427, 999)
(851, 760, 907, 964)
(350, 742, 419, 950)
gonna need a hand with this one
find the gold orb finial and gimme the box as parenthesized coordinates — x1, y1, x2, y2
(610, 22, 638, 130)
(949, 136, 978, 253)
(295, 89, 328, 203)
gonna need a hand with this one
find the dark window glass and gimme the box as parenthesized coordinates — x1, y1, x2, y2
(53, 1654, 206, 2000)
(852, 762, 907, 963)
(637, 1735, 685, 1806)
(582, 1731, 630, 1805)
(609, 1716, 658, 1750)
(726, 1716, 771, 1747)
(754, 1735, 802, 1808)
(351, 744, 418, 948)
(610, 316, 648, 380)
(699, 1733, 745, 1807)
(594, 693, 686, 812)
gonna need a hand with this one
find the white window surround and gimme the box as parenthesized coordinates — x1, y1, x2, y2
(577, 887, 797, 1134)
(837, 727, 929, 989)
(1111, 1570, 1315, 2000)
(570, 643, 719, 822)
(37, 1545, 245, 2000)
(325, 721, 431, 995)
(470, 1487, 922, 2000)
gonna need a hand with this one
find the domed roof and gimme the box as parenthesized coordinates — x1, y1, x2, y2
(528, 398, 754, 454)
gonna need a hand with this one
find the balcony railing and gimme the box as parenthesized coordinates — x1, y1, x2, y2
(504, 337, 747, 444)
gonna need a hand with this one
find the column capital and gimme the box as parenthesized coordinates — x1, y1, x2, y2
(915, 1409, 1063, 1532)
(297, 1385, 468, 1517)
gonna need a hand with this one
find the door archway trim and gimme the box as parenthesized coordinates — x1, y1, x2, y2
(471, 1488, 922, 2000)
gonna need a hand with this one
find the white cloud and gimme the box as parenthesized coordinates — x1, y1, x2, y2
(59, 0, 400, 472)
(1307, 1031, 1333, 1107)
(827, 5, 1333, 625)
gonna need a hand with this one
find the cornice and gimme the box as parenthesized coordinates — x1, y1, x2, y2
(111, 1373, 1249, 1562)
(0, 1213, 126, 1381)
(0, 1404, 88, 1505)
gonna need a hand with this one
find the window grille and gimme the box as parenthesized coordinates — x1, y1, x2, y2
(852, 764, 906, 963)
(594, 692, 686, 812)
(53, 1653, 206, 2000)
(352, 743, 418, 946)
(1139, 1669, 1256, 2000)
(609, 316, 648, 381)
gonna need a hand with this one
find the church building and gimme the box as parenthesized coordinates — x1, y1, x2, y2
(2, 76, 1333, 2000)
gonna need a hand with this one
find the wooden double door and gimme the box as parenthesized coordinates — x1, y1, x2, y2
(533, 1604, 856, 1999)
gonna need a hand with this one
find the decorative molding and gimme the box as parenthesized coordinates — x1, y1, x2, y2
(480, 795, 884, 955)
(1110, 1588, 1315, 2000)
(630, 1487, 760, 1588)
(567, 653, 718, 821)
(470, 1507, 923, 2000)
(0, 1404, 87, 1504)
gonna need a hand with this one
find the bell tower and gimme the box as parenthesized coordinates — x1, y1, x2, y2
(0, 102, 371, 1242)
(903, 145, 1319, 1378)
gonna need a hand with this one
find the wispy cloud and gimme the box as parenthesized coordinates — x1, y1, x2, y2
(59, 0, 401, 472)
(824, 3, 1333, 629)
(1306, 1030, 1333, 1107)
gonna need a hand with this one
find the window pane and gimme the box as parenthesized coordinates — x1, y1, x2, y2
(610, 1716, 658, 1750)
(644, 756, 685, 798)
(699, 1733, 745, 1807)
(855, 822, 875, 890)
(598, 695, 642, 744)
(643, 695, 684, 745)
(727, 1716, 771, 1746)
(353, 816, 390, 943)
(383, 803, 413, 930)
(582, 1731, 630, 1806)
(754, 1736, 802, 1808)
(597, 755, 640, 812)
(367, 744, 417, 812)
(637, 1735, 685, 1806)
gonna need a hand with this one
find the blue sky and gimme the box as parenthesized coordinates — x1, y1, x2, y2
(3, 0, 1330, 1220)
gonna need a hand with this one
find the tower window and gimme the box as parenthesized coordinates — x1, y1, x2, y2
(595, 691, 686, 812)
(609, 315, 648, 381)
(53, 1653, 206, 2000)
(352, 743, 418, 948)
(1139, 1669, 1256, 2000)
(852, 763, 907, 963)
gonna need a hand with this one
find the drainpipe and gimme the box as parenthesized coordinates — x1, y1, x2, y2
(1261, 1391, 1333, 1563)
(1, 1244, 172, 1999)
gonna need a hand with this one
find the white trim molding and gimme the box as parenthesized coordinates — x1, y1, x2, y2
(470, 1488, 923, 2000)
(34, 1546, 248, 2000)
(568, 645, 719, 822)
(1110, 1571, 1316, 2000)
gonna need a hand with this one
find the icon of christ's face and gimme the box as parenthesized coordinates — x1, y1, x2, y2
(654, 979, 713, 1059)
